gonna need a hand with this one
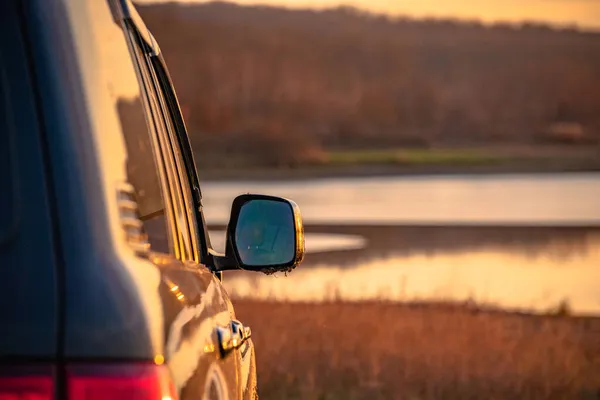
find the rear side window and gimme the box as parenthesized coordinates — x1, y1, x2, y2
(97, 12, 173, 255)
(117, 97, 163, 220)
(122, 24, 195, 261)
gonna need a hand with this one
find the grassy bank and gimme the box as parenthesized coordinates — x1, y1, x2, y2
(326, 148, 505, 166)
(197, 146, 600, 181)
(234, 300, 600, 400)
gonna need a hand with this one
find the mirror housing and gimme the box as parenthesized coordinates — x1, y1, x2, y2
(210, 194, 305, 274)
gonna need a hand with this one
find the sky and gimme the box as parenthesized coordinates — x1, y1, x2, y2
(138, 0, 600, 31)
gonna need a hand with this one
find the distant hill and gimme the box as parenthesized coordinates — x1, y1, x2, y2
(137, 2, 600, 166)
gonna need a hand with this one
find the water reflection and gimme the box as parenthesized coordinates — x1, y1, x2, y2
(223, 229, 600, 316)
(204, 174, 600, 316)
(209, 231, 367, 254)
(300, 225, 600, 267)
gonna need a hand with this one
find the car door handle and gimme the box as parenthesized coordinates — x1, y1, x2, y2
(231, 319, 252, 344)
(216, 320, 251, 357)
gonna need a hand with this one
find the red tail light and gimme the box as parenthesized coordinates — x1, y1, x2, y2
(68, 364, 177, 400)
(0, 376, 53, 400)
(0, 364, 174, 400)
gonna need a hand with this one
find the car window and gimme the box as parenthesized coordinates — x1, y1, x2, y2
(123, 23, 196, 261)
(148, 55, 205, 262)
(102, 17, 174, 255)
(149, 56, 203, 207)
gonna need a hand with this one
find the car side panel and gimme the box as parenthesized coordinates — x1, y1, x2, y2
(20, 0, 256, 398)
(155, 256, 238, 399)
(0, 0, 59, 359)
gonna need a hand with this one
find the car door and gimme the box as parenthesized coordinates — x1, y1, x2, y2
(144, 38, 259, 400)
(145, 55, 259, 399)
(120, 7, 257, 399)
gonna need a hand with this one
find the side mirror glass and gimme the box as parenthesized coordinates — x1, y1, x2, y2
(227, 194, 305, 274)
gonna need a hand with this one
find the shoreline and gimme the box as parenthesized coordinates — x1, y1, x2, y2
(198, 163, 600, 182)
(213, 225, 600, 269)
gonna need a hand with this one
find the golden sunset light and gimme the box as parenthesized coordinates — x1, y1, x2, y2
(137, 0, 600, 30)
(2, 0, 600, 398)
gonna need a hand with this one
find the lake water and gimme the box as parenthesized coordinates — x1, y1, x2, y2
(201, 173, 600, 315)
(201, 172, 600, 225)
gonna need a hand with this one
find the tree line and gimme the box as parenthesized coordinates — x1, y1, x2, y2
(138, 2, 600, 167)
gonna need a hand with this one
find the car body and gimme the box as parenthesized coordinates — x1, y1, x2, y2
(0, 0, 304, 399)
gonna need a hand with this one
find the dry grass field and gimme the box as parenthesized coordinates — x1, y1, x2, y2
(234, 300, 600, 400)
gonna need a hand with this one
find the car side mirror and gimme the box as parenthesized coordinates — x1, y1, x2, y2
(210, 194, 305, 274)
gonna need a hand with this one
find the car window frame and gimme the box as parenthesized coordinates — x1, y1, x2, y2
(148, 54, 214, 265)
(145, 56, 202, 263)
(123, 20, 202, 263)
(121, 20, 185, 259)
